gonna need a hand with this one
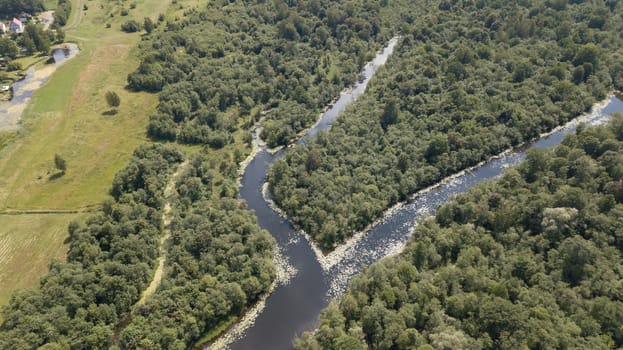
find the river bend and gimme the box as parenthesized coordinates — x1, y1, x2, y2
(223, 35, 623, 350)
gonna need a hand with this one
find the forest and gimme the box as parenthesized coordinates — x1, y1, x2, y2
(119, 153, 275, 349)
(128, 0, 403, 147)
(0, 147, 275, 349)
(295, 115, 623, 350)
(0, 145, 183, 349)
(269, 0, 623, 249)
(0, 0, 44, 17)
(4, 0, 623, 348)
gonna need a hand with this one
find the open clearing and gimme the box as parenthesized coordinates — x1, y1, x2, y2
(0, 214, 82, 315)
(0, 0, 171, 309)
(0, 0, 171, 210)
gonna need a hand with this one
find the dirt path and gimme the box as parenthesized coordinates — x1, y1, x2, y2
(0, 206, 98, 215)
(136, 160, 188, 306)
(38, 11, 55, 31)
(64, 0, 85, 31)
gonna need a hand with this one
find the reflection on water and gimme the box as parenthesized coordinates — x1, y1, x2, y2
(327, 95, 623, 297)
(0, 43, 79, 131)
(230, 92, 623, 350)
(52, 47, 75, 64)
(222, 38, 401, 350)
(227, 26, 623, 349)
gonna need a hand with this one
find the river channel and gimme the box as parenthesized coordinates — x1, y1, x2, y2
(0, 43, 79, 131)
(223, 36, 623, 350)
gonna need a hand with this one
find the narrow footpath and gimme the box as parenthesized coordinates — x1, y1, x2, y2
(137, 160, 188, 306)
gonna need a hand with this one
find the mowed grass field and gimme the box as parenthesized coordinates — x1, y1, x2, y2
(0, 214, 82, 308)
(0, 0, 171, 310)
(0, 0, 171, 210)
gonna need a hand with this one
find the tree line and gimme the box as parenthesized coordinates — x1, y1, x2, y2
(128, 0, 402, 148)
(269, 0, 623, 249)
(119, 152, 275, 349)
(20, 22, 55, 54)
(53, 0, 71, 26)
(0, 145, 183, 349)
(295, 114, 623, 350)
(0, 0, 43, 17)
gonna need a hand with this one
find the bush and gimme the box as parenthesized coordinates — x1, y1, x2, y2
(121, 20, 141, 33)
(105, 91, 120, 109)
(6, 62, 21, 72)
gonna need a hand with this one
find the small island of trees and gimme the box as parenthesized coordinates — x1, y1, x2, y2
(295, 115, 623, 350)
(269, 0, 623, 250)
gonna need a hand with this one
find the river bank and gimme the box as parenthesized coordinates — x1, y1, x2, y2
(0, 43, 79, 131)
(257, 91, 615, 278)
(210, 37, 403, 350)
(324, 93, 622, 297)
(230, 73, 623, 350)
(209, 36, 402, 350)
(320, 93, 615, 269)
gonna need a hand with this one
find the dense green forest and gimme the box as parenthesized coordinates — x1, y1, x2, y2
(269, 0, 623, 249)
(128, 0, 402, 147)
(0, 147, 274, 350)
(295, 115, 623, 350)
(0, 0, 43, 17)
(119, 153, 275, 349)
(6, 0, 623, 348)
(0, 145, 183, 349)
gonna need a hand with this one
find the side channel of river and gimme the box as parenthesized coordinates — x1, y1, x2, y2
(219, 34, 623, 349)
(0, 43, 79, 131)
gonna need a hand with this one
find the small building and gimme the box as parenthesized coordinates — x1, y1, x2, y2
(0, 23, 6, 34)
(9, 18, 23, 34)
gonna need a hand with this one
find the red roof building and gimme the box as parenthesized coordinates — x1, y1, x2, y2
(9, 18, 23, 34)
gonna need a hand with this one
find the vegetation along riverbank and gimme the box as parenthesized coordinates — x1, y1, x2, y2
(296, 114, 623, 349)
(3, 0, 623, 349)
(0, 0, 172, 313)
(1, 0, 407, 348)
(269, 0, 623, 250)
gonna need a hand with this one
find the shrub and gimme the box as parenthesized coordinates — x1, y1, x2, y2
(121, 20, 141, 33)
(6, 62, 21, 71)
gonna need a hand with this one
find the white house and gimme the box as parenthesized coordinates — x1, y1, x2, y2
(9, 18, 23, 34)
(0, 23, 6, 34)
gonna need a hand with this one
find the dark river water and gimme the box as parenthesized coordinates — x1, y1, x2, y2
(0, 43, 78, 130)
(225, 36, 623, 350)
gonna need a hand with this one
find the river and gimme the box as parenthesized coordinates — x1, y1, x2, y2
(0, 43, 79, 131)
(222, 36, 623, 350)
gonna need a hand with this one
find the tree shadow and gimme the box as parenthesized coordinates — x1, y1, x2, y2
(102, 109, 118, 116)
(48, 171, 65, 181)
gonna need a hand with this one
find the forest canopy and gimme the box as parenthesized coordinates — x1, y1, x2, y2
(119, 153, 275, 349)
(269, 0, 623, 249)
(0, 145, 183, 349)
(295, 114, 623, 350)
(0, 0, 44, 17)
(129, 0, 401, 147)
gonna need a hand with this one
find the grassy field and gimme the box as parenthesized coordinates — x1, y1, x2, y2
(0, 0, 171, 309)
(0, 214, 82, 309)
(42, 0, 57, 11)
(0, 0, 171, 210)
(0, 131, 16, 151)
